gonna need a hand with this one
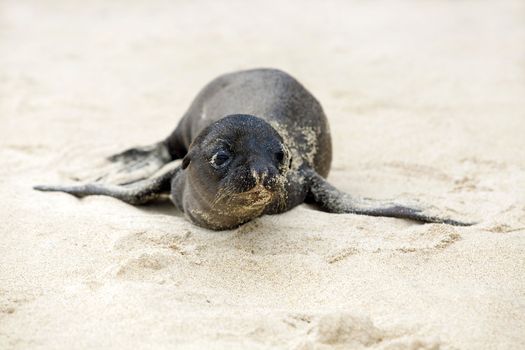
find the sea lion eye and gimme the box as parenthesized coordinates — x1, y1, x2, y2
(275, 150, 285, 163)
(211, 150, 230, 168)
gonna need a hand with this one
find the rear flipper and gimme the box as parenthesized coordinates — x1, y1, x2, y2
(84, 141, 173, 185)
(35, 161, 181, 205)
(305, 169, 475, 226)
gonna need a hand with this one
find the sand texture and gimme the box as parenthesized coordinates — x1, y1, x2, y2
(1, 1, 525, 349)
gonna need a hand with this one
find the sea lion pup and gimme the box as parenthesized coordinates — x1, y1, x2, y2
(35, 68, 474, 230)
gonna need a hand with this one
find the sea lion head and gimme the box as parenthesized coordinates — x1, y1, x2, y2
(182, 114, 291, 214)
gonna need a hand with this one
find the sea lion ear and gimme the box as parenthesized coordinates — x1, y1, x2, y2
(182, 146, 198, 169)
(182, 154, 191, 169)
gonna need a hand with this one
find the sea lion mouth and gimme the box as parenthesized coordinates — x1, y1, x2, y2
(212, 183, 274, 209)
(235, 185, 274, 206)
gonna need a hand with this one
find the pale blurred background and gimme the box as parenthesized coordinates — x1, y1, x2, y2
(2, 1, 524, 167)
(1, 1, 524, 349)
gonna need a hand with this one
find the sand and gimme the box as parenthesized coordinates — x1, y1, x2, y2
(1, 0, 524, 349)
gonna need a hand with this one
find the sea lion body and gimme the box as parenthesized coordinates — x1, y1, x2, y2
(35, 69, 474, 229)
(164, 69, 331, 228)
(167, 69, 331, 177)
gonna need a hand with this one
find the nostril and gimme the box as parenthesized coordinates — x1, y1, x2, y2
(251, 168, 268, 185)
(249, 162, 279, 188)
(262, 166, 280, 187)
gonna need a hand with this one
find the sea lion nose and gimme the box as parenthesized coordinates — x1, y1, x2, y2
(249, 163, 278, 188)
(250, 165, 268, 186)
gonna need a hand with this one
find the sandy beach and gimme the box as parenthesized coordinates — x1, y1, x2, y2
(1, 0, 524, 349)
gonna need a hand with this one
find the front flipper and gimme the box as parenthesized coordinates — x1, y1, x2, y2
(305, 170, 475, 226)
(35, 161, 181, 205)
(80, 141, 173, 185)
